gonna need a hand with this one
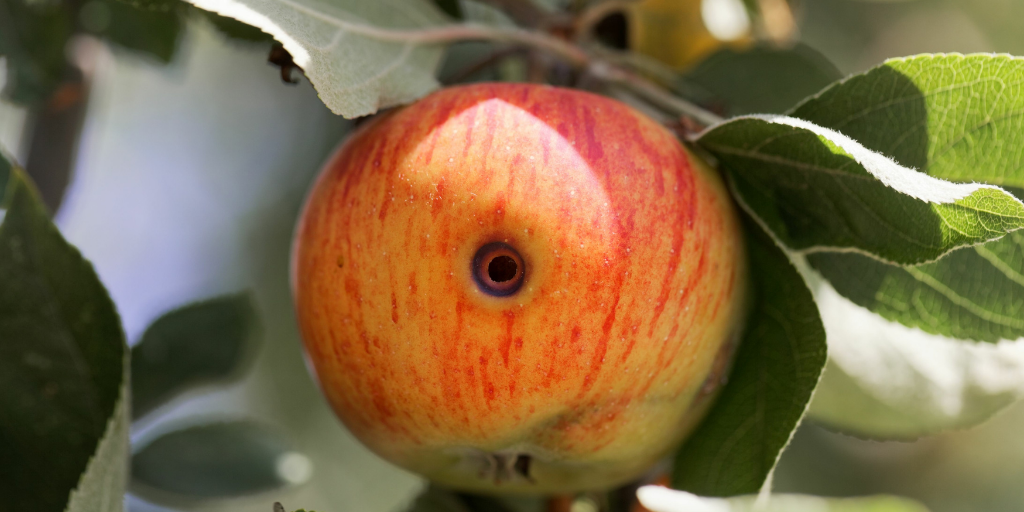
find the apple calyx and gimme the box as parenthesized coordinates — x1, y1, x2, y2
(472, 242, 526, 297)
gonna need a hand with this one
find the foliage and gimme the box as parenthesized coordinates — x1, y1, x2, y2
(637, 486, 929, 512)
(0, 156, 129, 510)
(673, 213, 826, 496)
(3, 0, 1024, 509)
(131, 293, 257, 419)
(132, 421, 301, 498)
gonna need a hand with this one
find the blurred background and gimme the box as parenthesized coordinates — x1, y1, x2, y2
(3, 0, 1024, 510)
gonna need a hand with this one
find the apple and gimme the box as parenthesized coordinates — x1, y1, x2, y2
(291, 83, 747, 494)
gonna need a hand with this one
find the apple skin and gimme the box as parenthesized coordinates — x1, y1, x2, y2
(291, 83, 747, 494)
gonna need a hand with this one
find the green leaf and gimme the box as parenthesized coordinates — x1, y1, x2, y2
(131, 292, 258, 419)
(680, 43, 842, 117)
(181, 0, 450, 118)
(433, 0, 462, 20)
(0, 0, 73, 105)
(672, 214, 827, 496)
(791, 54, 1024, 191)
(638, 486, 929, 512)
(405, 486, 472, 512)
(0, 162, 129, 510)
(131, 420, 308, 498)
(401, 486, 542, 512)
(0, 149, 10, 196)
(696, 115, 1024, 265)
(98, 0, 184, 63)
(808, 234, 1024, 342)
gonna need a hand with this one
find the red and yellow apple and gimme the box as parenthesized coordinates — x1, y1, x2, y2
(291, 83, 747, 493)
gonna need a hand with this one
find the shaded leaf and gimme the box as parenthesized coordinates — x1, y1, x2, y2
(100, 0, 184, 63)
(433, 0, 462, 20)
(697, 115, 1024, 265)
(0, 149, 10, 196)
(405, 486, 471, 512)
(132, 420, 308, 498)
(808, 233, 1024, 343)
(0, 162, 129, 510)
(672, 213, 827, 496)
(0, 0, 72, 105)
(680, 43, 842, 117)
(131, 292, 258, 419)
(182, 0, 450, 118)
(791, 54, 1024, 191)
(638, 486, 929, 512)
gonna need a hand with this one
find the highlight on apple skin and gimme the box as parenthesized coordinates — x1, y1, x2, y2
(291, 83, 748, 494)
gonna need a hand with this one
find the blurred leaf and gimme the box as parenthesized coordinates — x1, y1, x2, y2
(402, 486, 537, 512)
(405, 486, 472, 512)
(196, 7, 272, 43)
(0, 149, 10, 195)
(809, 234, 1024, 342)
(792, 54, 1024, 191)
(181, 0, 449, 118)
(132, 420, 305, 498)
(696, 115, 1024, 265)
(0, 0, 73, 105)
(626, 0, 742, 70)
(99, 0, 184, 63)
(638, 486, 930, 512)
(672, 213, 827, 496)
(433, 0, 462, 20)
(0, 161, 129, 511)
(680, 43, 842, 116)
(459, 0, 514, 26)
(808, 281, 1024, 437)
(131, 292, 257, 419)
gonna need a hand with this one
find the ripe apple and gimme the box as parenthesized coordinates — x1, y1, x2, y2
(291, 83, 747, 494)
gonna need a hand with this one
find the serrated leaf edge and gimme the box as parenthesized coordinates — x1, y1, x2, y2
(699, 114, 1024, 266)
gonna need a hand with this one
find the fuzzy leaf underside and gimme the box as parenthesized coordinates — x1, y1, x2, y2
(181, 0, 449, 118)
(808, 282, 1024, 438)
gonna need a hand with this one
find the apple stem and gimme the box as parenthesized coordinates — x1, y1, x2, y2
(310, 16, 725, 129)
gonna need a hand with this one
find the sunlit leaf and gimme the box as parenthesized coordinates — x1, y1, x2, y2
(0, 161, 129, 511)
(672, 214, 826, 496)
(792, 54, 1024, 191)
(696, 115, 1024, 265)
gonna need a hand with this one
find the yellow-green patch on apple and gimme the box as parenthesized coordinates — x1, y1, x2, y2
(292, 83, 747, 493)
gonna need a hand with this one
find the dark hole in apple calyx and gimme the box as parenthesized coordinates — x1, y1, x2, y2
(472, 242, 525, 297)
(488, 256, 518, 282)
